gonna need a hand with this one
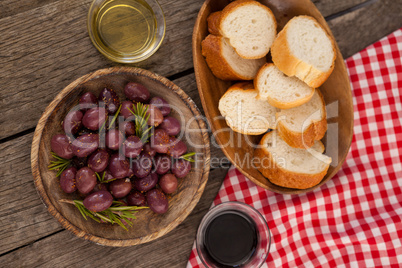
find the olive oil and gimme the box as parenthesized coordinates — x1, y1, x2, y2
(91, 0, 157, 58)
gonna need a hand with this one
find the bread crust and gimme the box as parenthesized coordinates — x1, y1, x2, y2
(254, 132, 329, 189)
(219, 82, 276, 135)
(254, 63, 315, 109)
(219, 0, 277, 59)
(207, 11, 221, 35)
(271, 15, 336, 88)
(276, 89, 327, 148)
(201, 34, 256, 80)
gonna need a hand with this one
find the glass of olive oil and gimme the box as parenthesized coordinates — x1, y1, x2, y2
(87, 0, 165, 63)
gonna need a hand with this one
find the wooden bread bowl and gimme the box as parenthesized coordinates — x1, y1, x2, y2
(31, 67, 210, 246)
(192, 0, 353, 194)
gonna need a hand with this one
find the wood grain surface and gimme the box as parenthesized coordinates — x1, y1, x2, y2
(0, 0, 401, 266)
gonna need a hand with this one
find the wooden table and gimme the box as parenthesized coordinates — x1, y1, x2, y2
(0, 0, 401, 266)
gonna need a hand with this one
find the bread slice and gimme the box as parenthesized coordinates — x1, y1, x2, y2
(254, 130, 332, 189)
(201, 34, 266, 80)
(219, 0, 277, 59)
(207, 11, 221, 35)
(276, 89, 327, 148)
(218, 82, 278, 135)
(254, 63, 315, 109)
(271, 16, 336, 88)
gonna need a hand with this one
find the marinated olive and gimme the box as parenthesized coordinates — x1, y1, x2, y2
(124, 82, 150, 102)
(109, 178, 132, 198)
(149, 96, 171, 116)
(150, 129, 170, 154)
(82, 107, 107, 130)
(134, 172, 158, 192)
(159, 174, 178, 194)
(120, 100, 135, 119)
(79, 92, 97, 111)
(83, 191, 113, 212)
(59, 167, 77, 193)
(146, 189, 169, 214)
(76, 167, 97, 194)
(171, 159, 191, 178)
(123, 136, 143, 158)
(51, 134, 74, 159)
(167, 137, 187, 158)
(98, 88, 120, 114)
(87, 149, 109, 173)
(146, 104, 163, 127)
(126, 191, 146, 206)
(105, 129, 124, 150)
(71, 133, 99, 158)
(154, 155, 171, 175)
(131, 154, 153, 178)
(108, 153, 130, 179)
(63, 110, 83, 135)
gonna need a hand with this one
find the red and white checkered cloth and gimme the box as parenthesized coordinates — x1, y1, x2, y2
(187, 28, 402, 267)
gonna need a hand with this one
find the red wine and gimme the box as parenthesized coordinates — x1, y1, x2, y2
(203, 211, 258, 267)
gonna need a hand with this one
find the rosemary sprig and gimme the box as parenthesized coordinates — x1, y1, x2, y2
(108, 104, 122, 129)
(180, 152, 196, 162)
(129, 102, 153, 143)
(95, 171, 117, 184)
(60, 199, 148, 231)
(48, 152, 71, 177)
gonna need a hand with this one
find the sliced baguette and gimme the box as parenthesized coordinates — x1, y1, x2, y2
(254, 63, 315, 109)
(219, 0, 277, 59)
(271, 16, 336, 88)
(207, 11, 221, 35)
(218, 82, 277, 135)
(202, 34, 266, 80)
(276, 89, 327, 148)
(254, 130, 332, 189)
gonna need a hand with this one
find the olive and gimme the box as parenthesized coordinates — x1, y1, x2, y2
(76, 167, 97, 194)
(146, 189, 169, 214)
(87, 149, 109, 173)
(159, 174, 178, 194)
(154, 155, 171, 175)
(63, 109, 83, 135)
(171, 159, 191, 178)
(167, 137, 187, 158)
(150, 129, 170, 154)
(150, 96, 171, 116)
(109, 178, 132, 198)
(127, 191, 146, 206)
(98, 88, 120, 114)
(159, 116, 181, 136)
(83, 191, 113, 212)
(105, 129, 124, 151)
(124, 82, 150, 102)
(108, 153, 130, 179)
(71, 133, 99, 158)
(82, 107, 107, 130)
(79, 92, 97, 111)
(123, 136, 143, 158)
(134, 172, 158, 192)
(59, 167, 77, 193)
(51, 134, 74, 159)
(120, 101, 135, 119)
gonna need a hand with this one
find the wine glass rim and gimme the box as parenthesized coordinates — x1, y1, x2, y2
(196, 201, 271, 268)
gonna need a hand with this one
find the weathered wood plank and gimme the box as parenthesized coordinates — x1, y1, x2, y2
(0, 0, 205, 139)
(312, 0, 367, 17)
(327, 0, 402, 58)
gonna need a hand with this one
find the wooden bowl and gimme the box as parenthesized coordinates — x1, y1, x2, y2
(193, 0, 353, 194)
(31, 67, 210, 246)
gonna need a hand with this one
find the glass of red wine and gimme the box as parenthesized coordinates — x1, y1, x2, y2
(196, 201, 271, 268)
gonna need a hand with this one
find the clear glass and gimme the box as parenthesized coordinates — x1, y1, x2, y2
(196, 202, 271, 268)
(87, 0, 166, 63)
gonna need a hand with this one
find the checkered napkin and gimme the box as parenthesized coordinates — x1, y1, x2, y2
(187, 28, 402, 267)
